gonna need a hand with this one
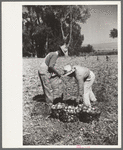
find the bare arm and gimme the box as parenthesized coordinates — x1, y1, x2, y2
(77, 78, 84, 96)
(75, 78, 84, 103)
(74, 66, 88, 103)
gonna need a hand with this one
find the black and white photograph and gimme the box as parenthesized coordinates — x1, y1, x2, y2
(2, 1, 121, 148)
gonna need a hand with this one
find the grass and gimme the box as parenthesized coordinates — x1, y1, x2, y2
(23, 55, 118, 145)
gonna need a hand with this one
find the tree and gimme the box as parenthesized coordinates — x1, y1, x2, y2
(54, 5, 90, 51)
(22, 5, 90, 57)
(80, 44, 94, 54)
(110, 28, 118, 38)
(22, 7, 38, 57)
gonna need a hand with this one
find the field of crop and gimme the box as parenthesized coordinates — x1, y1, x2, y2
(23, 55, 118, 146)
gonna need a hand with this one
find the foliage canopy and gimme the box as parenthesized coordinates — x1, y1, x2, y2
(22, 5, 90, 57)
(110, 28, 118, 39)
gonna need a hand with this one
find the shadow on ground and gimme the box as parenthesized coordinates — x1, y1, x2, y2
(33, 94, 46, 102)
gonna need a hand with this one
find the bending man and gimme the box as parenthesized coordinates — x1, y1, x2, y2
(64, 65, 97, 108)
(38, 44, 68, 104)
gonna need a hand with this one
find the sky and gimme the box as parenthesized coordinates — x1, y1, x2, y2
(80, 5, 118, 45)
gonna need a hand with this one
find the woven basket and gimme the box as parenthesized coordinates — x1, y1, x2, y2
(50, 102, 101, 122)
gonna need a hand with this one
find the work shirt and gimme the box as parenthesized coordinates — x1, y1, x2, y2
(45, 52, 58, 68)
(40, 51, 58, 76)
(73, 65, 91, 96)
(73, 65, 91, 82)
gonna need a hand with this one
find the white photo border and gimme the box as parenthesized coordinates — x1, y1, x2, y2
(2, 1, 121, 148)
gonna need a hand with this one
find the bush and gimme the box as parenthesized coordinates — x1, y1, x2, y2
(80, 44, 94, 53)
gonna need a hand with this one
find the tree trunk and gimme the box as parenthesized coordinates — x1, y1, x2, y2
(67, 5, 72, 48)
(45, 35, 49, 54)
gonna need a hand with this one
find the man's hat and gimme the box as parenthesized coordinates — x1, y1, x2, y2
(63, 65, 75, 76)
(60, 44, 68, 56)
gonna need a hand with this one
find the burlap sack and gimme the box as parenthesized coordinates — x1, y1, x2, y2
(50, 76, 63, 100)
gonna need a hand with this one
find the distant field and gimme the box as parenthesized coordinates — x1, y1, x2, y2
(93, 42, 117, 50)
(23, 55, 118, 145)
(83, 42, 117, 50)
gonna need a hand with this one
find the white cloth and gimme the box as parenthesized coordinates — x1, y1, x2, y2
(84, 71, 97, 107)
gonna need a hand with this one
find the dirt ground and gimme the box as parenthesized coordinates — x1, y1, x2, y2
(23, 55, 118, 145)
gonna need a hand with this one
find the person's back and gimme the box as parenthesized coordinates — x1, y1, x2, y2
(73, 65, 90, 81)
(45, 52, 58, 68)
